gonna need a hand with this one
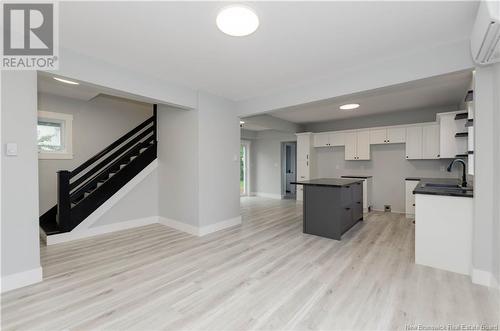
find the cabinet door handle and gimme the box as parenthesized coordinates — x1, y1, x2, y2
(345, 207, 351, 210)
(357, 201, 361, 204)
(413, 203, 415, 206)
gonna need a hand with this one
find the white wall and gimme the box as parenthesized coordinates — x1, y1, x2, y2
(474, 63, 500, 287)
(473, 65, 495, 284)
(197, 92, 240, 227)
(1, 71, 42, 288)
(246, 130, 297, 197)
(157, 92, 240, 229)
(37, 93, 152, 214)
(91, 169, 159, 227)
(157, 105, 199, 226)
(494, 63, 500, 287)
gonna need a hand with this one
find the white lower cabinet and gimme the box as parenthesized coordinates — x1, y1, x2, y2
(405, 179, 419, 218)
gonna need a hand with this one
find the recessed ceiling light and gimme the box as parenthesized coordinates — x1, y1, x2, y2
(216, 5, 259, 37)
(53, 77, 79, 85)
(339, 103, 360, 110)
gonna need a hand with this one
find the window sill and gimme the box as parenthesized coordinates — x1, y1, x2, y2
(38, 152, 73, 160)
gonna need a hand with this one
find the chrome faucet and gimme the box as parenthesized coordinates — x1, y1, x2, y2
(447, 159, 467, 187)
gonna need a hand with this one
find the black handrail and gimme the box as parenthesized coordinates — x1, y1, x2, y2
(70, 139, 154, 201)
(69, 127, 154, 191)
(70, 116, 154, 178)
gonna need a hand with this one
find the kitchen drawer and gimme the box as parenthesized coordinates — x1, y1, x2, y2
(340, 186, 353, 206)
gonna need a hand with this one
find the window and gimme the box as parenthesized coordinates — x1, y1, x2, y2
(37, 111, 73, 159)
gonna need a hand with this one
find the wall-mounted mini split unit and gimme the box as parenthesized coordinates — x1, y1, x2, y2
(471, 1, 500, 65)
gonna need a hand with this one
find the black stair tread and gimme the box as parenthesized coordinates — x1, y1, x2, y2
(455, 113, 468, 120)
(40, 217, 63, 235)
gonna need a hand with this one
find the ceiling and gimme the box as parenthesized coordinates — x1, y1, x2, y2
(59, 2, 478, 101)
(266, 70, 473, 124)
(38, 73, 100, 101)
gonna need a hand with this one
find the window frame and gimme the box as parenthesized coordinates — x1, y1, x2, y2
(37, 110, 73, 160)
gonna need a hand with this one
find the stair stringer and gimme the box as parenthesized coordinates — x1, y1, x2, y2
(46, 159, 158, 245)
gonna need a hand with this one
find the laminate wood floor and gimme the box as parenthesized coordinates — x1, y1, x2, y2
(2, 197, 499, 330)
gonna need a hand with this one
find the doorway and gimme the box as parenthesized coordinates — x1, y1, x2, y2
(240, 140, 250, 196)
(281, 141, 297, 199)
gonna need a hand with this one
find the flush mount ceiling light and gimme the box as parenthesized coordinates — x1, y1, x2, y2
(339, 103, 360, 110)
(53, 77, 79, 85)
(216, 5, 259, 37)
(240, 120, 245, 124)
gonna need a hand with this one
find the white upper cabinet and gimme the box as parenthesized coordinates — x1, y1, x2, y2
(308, 121, 444, 161)
(387, 127, 406, 143)
(369, 129, 387, 144)
(422, 124, 440, 159)
(344, 132, 357, 160)
(370, 127, 406, 144)
(313, 133, 329, 147)
(356, 130, 370, 160)
(405, 126, 423, 159)
(344, 131, 370, 160)
(313, 132, 344, 147)
(329, 132, 344, 146)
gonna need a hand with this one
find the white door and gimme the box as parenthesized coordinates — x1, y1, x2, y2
(356, 131, 371, 160)
(406, 126, 423, 159)
(369, 129, 387, 144)
(240, 141, 250, 196)
(387, 127, 406, 143)
(344, 132, 357, 160)
(422, 124, 440, 159)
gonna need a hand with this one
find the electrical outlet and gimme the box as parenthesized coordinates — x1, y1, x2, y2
(440, 166, 445, 172)
(335, 164, 340, 170)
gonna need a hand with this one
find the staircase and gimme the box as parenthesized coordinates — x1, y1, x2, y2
(40, 105, 158, 235)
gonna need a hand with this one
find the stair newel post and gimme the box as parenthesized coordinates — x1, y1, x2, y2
(57, 170, 72, 232)
(153, 104, 158, 144)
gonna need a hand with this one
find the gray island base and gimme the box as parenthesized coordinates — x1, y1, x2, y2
(292, 178, 364, 240)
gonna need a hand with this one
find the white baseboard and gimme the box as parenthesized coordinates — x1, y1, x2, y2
(251, 192, 282, 200)
(372, 209, 405, 214)
(158, 216, 242, 236)
(47, 216, 159, 245)
(198, 216, 242, 236)
(1, 267, 42, 293)
(471, 268, 498, 288)
(158, 217, 199, 236)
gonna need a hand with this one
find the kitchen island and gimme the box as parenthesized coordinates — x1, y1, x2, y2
(292, 178, 363, 240)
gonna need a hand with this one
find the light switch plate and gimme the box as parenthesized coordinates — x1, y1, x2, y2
(6, 143, 18, 156)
